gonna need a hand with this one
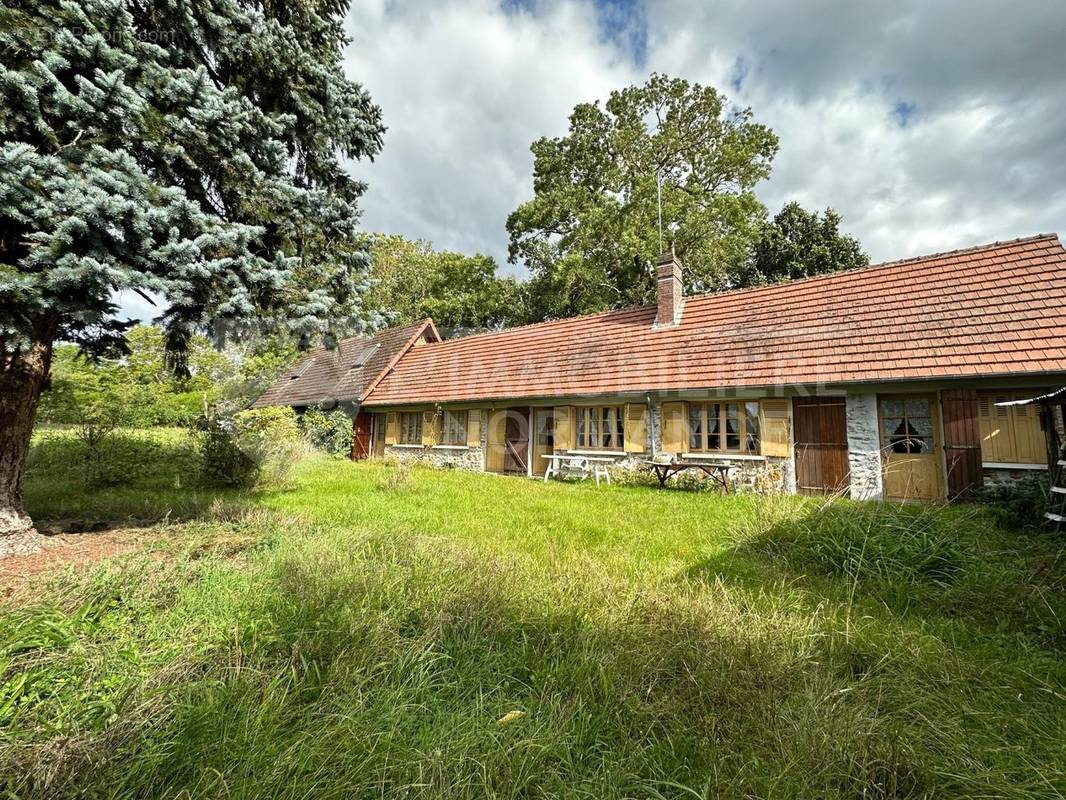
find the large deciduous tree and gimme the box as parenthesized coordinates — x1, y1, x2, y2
(741, 202, 869, 285)
(367, 234, 527, 333)
(507, 73, 779, 320)
(0, 0, 384, 538)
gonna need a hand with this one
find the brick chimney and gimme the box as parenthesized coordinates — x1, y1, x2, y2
(653, 243, 683, 327)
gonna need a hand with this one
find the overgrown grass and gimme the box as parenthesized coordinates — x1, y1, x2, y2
(5, 435, 1066, 798)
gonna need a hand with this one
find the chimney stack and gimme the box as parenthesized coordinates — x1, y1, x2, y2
(653, 242, 683, 327)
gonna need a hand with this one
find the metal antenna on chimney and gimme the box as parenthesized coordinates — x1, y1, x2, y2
(656, 168, 663, 253)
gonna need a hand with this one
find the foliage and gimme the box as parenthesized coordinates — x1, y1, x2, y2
(745, 499, 971, 586)
(299, 408, 353, 458)
(980, 474, 1051, 531)
(366, 234, 527, 332)
(8, 454, 1066, 797)
(507, 73, 779, 319)
(0, 0, 384, 360)
(742, 202, 869, 285)
(198, 407, 304, 490)
(37, 325, 300, 426)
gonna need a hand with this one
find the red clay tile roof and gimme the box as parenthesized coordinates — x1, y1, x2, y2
(362, 235, 1066, 406)
(251, 320, 438, 408)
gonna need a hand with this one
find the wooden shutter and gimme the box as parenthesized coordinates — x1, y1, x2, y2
(1013, 402, 1045, 464)
(421, 409, 440, 447)
(941, 388, 983, 501)
(466, 409, 482, 448)
(661, 402, 686, 454)
(486, 409, 507, 472)
(554, 406, 576, 450)
(385, 412, 399, 445)
(978, 393, 1015, 462)
(624, 403, 648, 453)
(759, 399, 791, 457)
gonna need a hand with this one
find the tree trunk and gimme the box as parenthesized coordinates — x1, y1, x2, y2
(0, 317, 57, 539)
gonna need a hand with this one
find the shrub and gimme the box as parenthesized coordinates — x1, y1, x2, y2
(198, 407, 304, 489)
(979, 474, 1051, 531)
(299, 408, 354, 457)
(746, 500, 971, 586)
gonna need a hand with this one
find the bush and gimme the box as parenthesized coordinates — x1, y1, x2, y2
(299, 408, 354, 457)
(198, 407, 304, 489)
(979, 474, 1051, 531)
(746, 500, 971, 586)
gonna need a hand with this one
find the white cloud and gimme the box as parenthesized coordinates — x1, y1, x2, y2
(344, 0, 1066, 271)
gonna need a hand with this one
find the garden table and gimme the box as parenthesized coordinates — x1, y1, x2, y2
(643, 460, 735, 493)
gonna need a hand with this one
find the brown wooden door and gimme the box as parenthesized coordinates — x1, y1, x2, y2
(351, 411, 372, 460)
(793, 397, 850, 495)
(941, 389, 983, 501)
(503, 409, 530, 474)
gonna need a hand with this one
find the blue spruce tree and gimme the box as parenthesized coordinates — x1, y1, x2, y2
(0, 0, 384, 537)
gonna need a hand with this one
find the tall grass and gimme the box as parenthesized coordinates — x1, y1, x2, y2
(5, 443, 1066, 798)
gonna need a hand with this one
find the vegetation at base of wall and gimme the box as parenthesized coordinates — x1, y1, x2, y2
(980, 473, 1052, 531)
(8, 435, 1066, 798)
(299, 408, 355, 458)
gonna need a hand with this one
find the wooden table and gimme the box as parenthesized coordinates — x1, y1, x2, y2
(644, 460, 735, 492)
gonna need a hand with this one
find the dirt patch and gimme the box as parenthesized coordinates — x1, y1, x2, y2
(0, 528, 150, 603)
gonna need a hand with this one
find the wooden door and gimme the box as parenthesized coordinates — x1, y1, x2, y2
(486, 409, 507, 473)
(941, 389, 983, 501)
(371, 413, 386, 457)
(351, 411, 372, 460)
(531, 409, 554, 477)
(793, 397, 850, 495)
(503, 408, 530, 475)
(879, 395, 943, 502)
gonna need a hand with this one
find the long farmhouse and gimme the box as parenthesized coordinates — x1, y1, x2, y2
(254, 234, 1066, 502)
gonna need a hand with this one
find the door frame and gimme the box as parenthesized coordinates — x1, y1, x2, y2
(877, 392, 946, 502)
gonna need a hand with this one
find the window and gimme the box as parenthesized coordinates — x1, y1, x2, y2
(879, 398, 934, 454)
(535, 409, 554, 449)
(399, 412, 422, 445)
(441, 410, 468, 446)
(576, 406, 624, 449)
(688, 402, 760, 453)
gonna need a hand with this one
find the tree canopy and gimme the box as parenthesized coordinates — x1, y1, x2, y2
(0, 0, 384, 535)
(507, 73, 779, 319)
(366, 235, 527, 333)
(743, 202, 869, 285)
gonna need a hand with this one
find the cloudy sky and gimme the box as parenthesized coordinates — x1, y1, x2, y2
(341, 0, 1066, 274)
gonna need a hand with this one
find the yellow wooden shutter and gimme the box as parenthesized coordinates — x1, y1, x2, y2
(421, 409, 440, 447)
(1013, 401, 1044, 464)
(486, 409, 507, 472)
(385, 412, 399, 445)
(466, 409, 482, 448)
(624, 403, 648, 453)
(661, 402, 686, 454)
(976, 394, 996, 461)
(554, 406, 576, 450)
(759, 399, 791, 457)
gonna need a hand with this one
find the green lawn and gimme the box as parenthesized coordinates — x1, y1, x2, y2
(4, 433, 1066, 798)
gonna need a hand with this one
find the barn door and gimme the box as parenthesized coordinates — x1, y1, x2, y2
(503, 408, 531, 475)
(351, 411, 372, 460)
(941, 389, 983, 501)
(793, 397, 850, 495)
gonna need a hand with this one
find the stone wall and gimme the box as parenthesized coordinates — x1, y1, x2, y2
(983, 464, 1048, 488)
(845, 392, 883, 501)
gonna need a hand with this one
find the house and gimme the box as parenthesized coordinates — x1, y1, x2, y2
(250, 319, 440, 458)
(256, 234, 1066, 501)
